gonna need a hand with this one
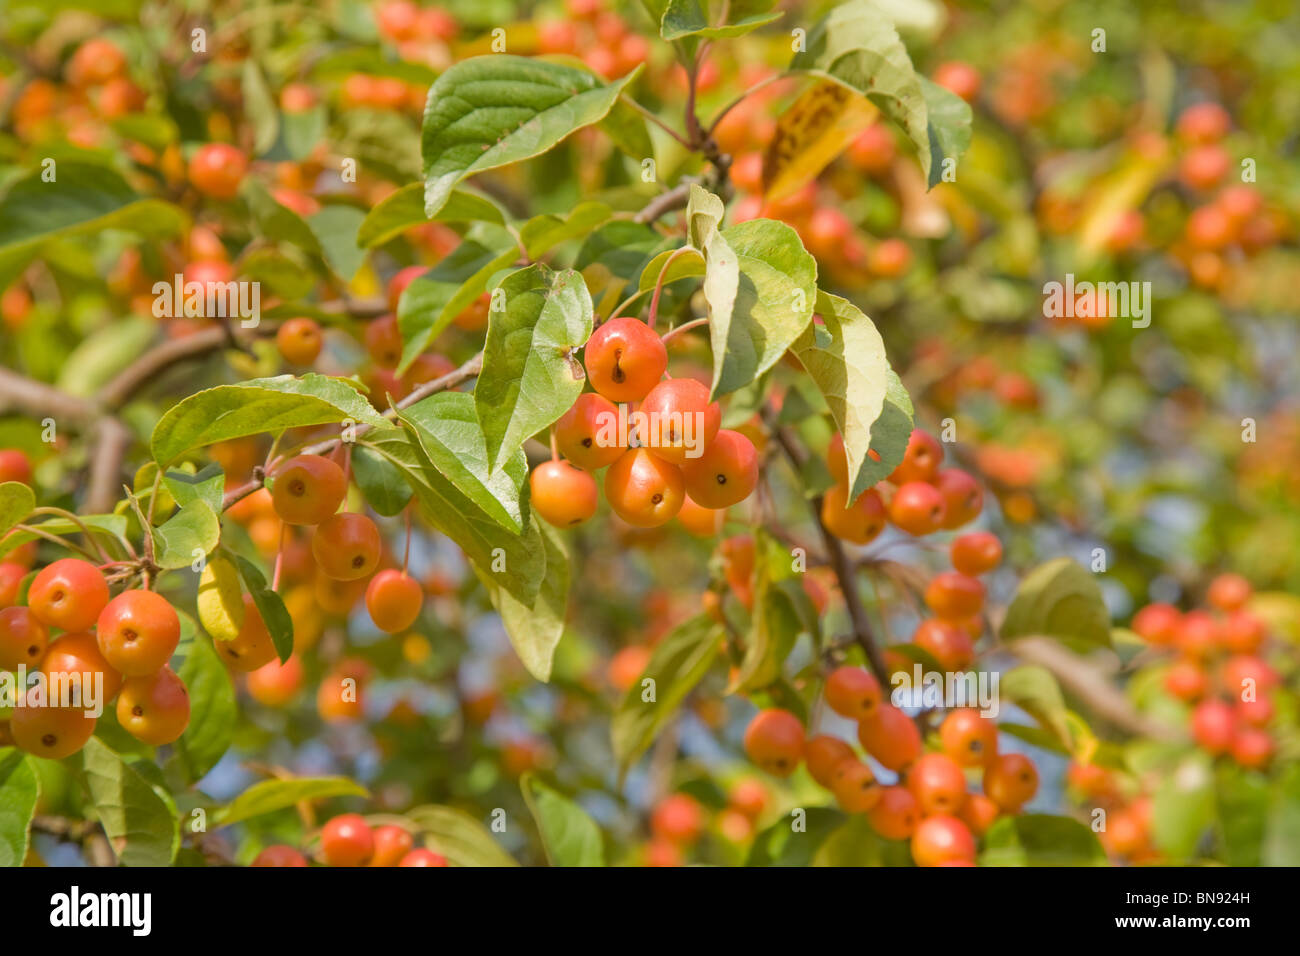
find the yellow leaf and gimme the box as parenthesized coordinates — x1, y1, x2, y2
(1075, 144, 1171, 259)
(762, 80, 878, 203)
(198, 554, 245, 643)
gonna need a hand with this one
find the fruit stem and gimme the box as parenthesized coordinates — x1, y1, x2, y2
(659, 316, 709, 344)
(647, 246, 694, 331)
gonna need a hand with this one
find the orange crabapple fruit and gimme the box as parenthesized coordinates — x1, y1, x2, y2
(116, 666, 191, 746)
(365, 569, 424, 632)
(0, 606, 48, 671)
(824, 666, 883, 721)
(743, 708, 805, 777)
(939, 708, 999, 768)
(583, 317, 667, 403)
(605, 448, 685, 527)
(530, 461, 599, 527)
(271, 454, 347, 525)
(27, 558, 110, 632)
(857, 705, 922, 771)
(639, 378, 721, 466)
(911, 814, 976, 867)
(889, 481, 947, 536)
(312, 513, 382, 580)
(982, 753, 1039, 812)
(320, 814, 374, 866)
(821, 485, 886, 544)
(805, 734, 857, 788)
(867, 785, 920, 840)
(554, 392, 625, 470)
(96, 590, 181, 677)
(906, 753, 969, 815)
(680, 429, 758, 509)
(950, 532, 1003, 576)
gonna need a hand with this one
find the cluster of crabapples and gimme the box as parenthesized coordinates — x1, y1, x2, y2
(251, 814, 447, 868)
(527, 316, 759, 531)
(742, 675, 1037, 867)
(639, 780, 772, 867)
(1137, 573, 1280, 771)
(1, 556, 191, 758)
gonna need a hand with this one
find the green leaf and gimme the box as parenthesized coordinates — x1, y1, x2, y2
(395, 392, 527, 533)
(242, 59, 280, 156)
(918, 76, 972, 188)
(1151, 754, 1216, 862)
(282, 104, 327, 161)
(476, 264, 593, 472)
(55, 316, 156, 397)
(661, 0, 781, 40)
(611, 613, 721, 772)
(308, 205, 368, 280)
(168, 618, 236, 785)
(351, 444, 413, 517)
(365, 426, 546, 605)
(1000, 557, 1112, 649)
(999, 666, 1073, 753)
(397, 233, 519, 372)
(152, 500, 220, 570)
(0, 482, 35, 536)
(421, 56, 638, 217)
(730, 542, 804, 693)
(74, 738, 180, 866)
(520, 773, 604, 866)
(150, 373, 384, 465)
(519, 203, 613, 259)
(0, 748, 39, 867)
(746, 807, 846, 866)
(1263, 763, 1300, 866)
(0, 513, 127, 559)
(710, 218, 817, 398)
(1215, 763, 1268, 866)
(599, 99, 655, 160)
(812, 813, 912, 865)
(792, 291, 890, 501)
(980, 814, 1108, 866)
(357, 183, 504, 248)
(242, 178, 321, 254)
(858, 367, 914, 487)
(789, 0, 937, 186)
(232, 554, 294, 664)
(406, 804, 519, 866)
(476, 522, 569, 682)
(215, 776, 368, 826)
(0, 163, 186, 277)
(163, 464, 225, 514)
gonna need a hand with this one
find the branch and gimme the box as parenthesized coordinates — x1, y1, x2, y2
(221, 351, 485, 511)
(769, 418, 890, 684)
(633, 182, 693, 224)
(0, 367, 95, 422)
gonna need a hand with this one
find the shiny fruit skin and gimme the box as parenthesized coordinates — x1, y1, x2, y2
(1164, 658, 1208, 701)
(530, 461, 599, 527)
(857, 705, 921, 771)
(276, 318, 323, 365)
(832, 760, 883, 813)
(364, 314, 404, 368)
(583, 317, 667, 403)
(40, 631, 123, 703)
(272, 454, 347, 525)
(676, 495, 724, 536)
(821, 485, 886, 544)
(805, 734, 856, 787)
(959, 793, 1001, 836)
(911, 814, 976, 867)
(96, 590, 181, 676)
(651, 793, 705, 845)
(914, 618, 976, 671)
(1191, 699, 1236, 755)
(906, 753, 968, 815)
(10, 695, 97, 759)
(312, 513, 382, 580)
(825, 666, 882, 721)
(0, 606, 48, 671)
(0, 449, 32, 485)
(743, 708, 805, 777)
(680, 429, 758, 509)
(116, 667, 191, 746)
(369, 825, 416, 866)
(867, 785, 920, 840)
(1231, 728, 1273, 770)
(252, 845, 309, 867)
(188, 143, 247, 200)
(939, 708, 998, 767)
(640, 378, 722, 466)
(320, 814, 374, 866)
(889, 481, 946, 536)
(950, 532, 1003, 576)
(935, 469, 983, 529)
(554, 392, 624, 470)
(925, 572, 986, 620)
(983, 753, 1039, 812)
(888, 429, 943, 484)
(1207, 573, 1251, 612)
(399, 849, 449, 866)
(0, 561, 25, 607)
(246, 654, 305, 707)
(604, 448, 685, 527)
(365, 569, 424, 632)
(28, 558, 110, 632)
(1132, 602, 1181, 646)
(213, 595, 278, 672)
